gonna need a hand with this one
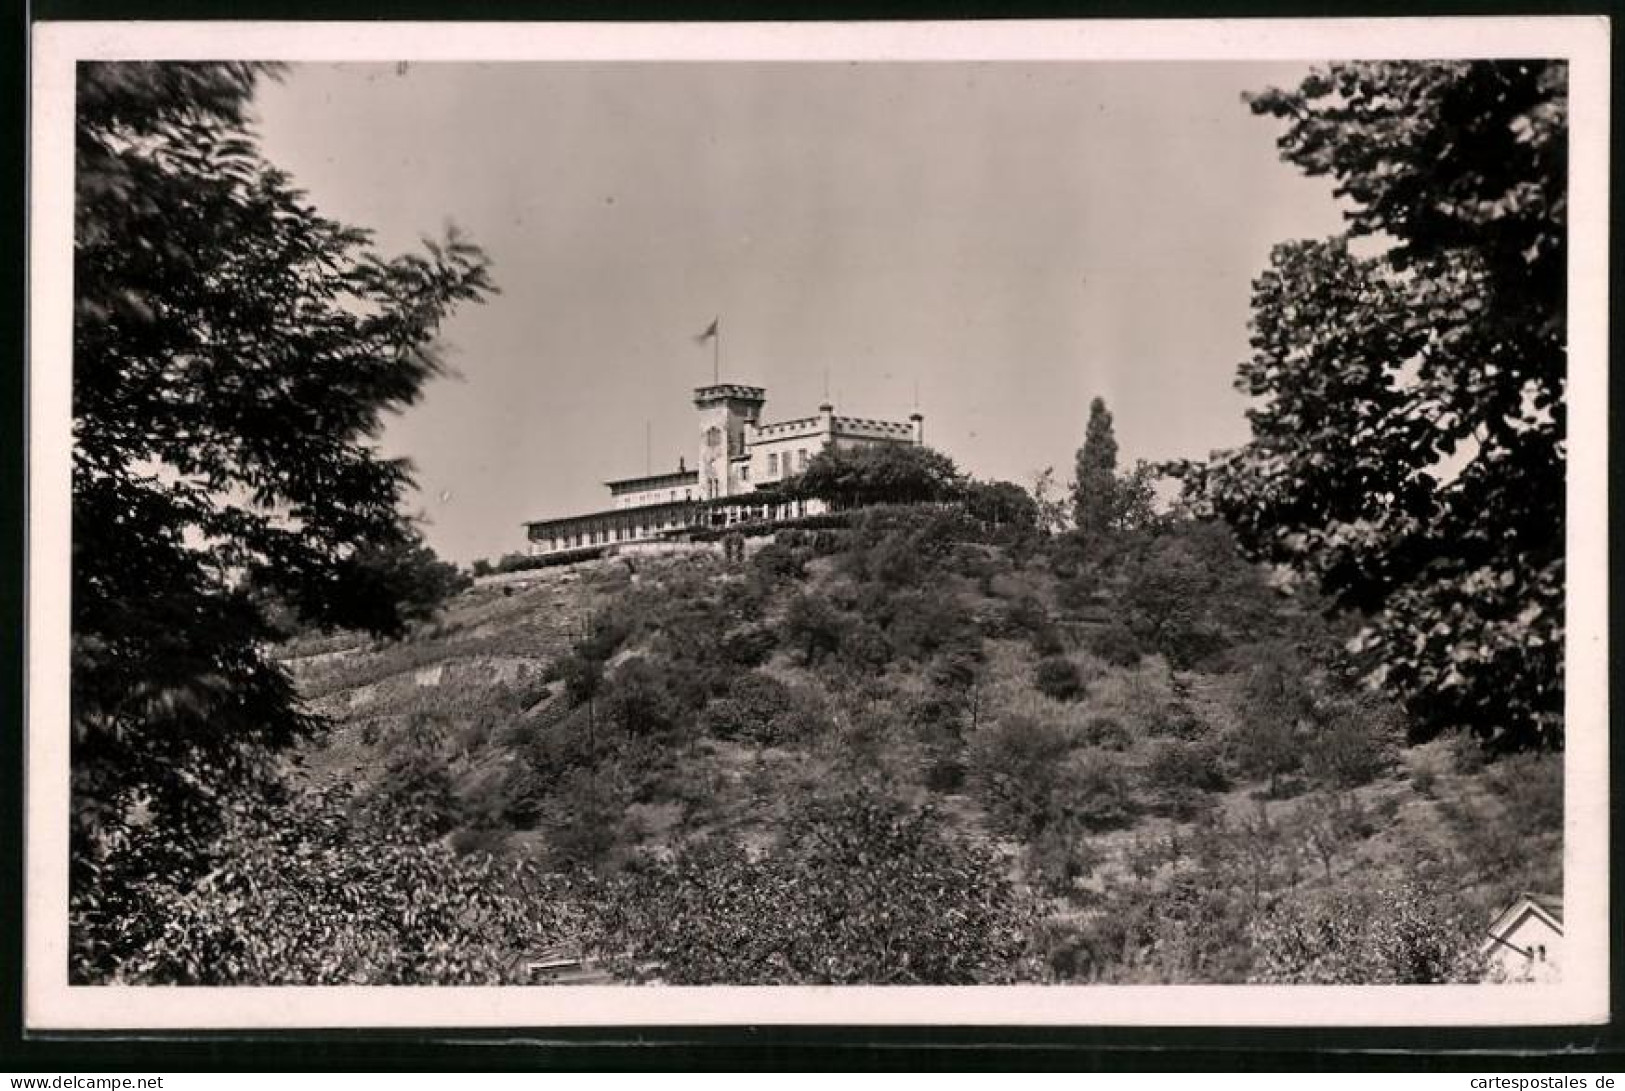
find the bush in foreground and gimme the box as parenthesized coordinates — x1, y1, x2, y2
(590, 787, 1033, 984)
(71, 783, 575, 985)
(1248, 884, 1485, 984)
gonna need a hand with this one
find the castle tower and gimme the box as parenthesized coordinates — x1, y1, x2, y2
(694, 384, 766, 499)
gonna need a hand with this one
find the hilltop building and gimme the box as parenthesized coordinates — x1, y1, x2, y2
(523, 383, 924, 558)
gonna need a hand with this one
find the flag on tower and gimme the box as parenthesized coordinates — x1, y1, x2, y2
(694, 317, 719, 344)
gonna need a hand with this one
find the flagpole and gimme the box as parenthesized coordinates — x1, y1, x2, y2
(696, 316, 721, 384)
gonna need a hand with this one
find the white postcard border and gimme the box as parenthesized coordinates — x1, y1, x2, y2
(25, 16, 1612, 1030)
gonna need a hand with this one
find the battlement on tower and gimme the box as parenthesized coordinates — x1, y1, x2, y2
(693, 384, 767, 407)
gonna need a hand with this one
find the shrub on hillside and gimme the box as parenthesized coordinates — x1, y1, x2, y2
(906, 684, 970, 740)
(969, 715, 1074, 837)
(1034, 656, 1086, 703)
(835, 506, 977, 588)
(590, 788, 1033, 984)
(783, 592, 846, 666)
(546, 766, 637, 872)
(1082, 715, 1132, 750)
(1486, 751, 1563, 830)
(719, 621, 777, 668)
(806, 528, 847, 555)
(1087, 622, 1144, 667)
(1053, 569, 1101, 613)
(922, 748, 968, 792)
(1436, 750, 1562, 894)
(1408, 751, 1443, 797)
(1056, 749, 1139, 831)
(1024, 821, 1103, 899)
(865, 530, 925, 586)
(510, 703, 602, 796)
(1248, 884, 1485, 984)
(777, 682, 838, 745)
(1450, 731, 1491, 774)
(576, 613, 635, 663)
(969, 715, 1138, 838)
(883, 588, 974, 662)
(1303, 691, 1402, 788)
(839, 619, 895, 674)
(1149, 699, 1208, 740)
(928, 635, 986, 693)
(361, 723, 463, 836)
(1188, 802, 1302, 910)
(556, 650, 605, 707)
(1293, 790, 1376, 879)
(1116, 522, 1278, 670)
(1229, 654, 1311, 794)
(750, 541, 807, 583)
(700, 671, 829, 746)
(600, 657, 685, 737)
(1030, 627, 1066, 659)
(1143, 739, 1228, 819)
(1038, 873, 1258, 983)
(992, 594, 1050, 639)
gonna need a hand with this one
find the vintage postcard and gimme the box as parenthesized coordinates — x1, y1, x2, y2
(24, 17, 1610, 1029)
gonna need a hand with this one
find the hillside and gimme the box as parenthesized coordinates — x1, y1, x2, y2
(275, 507, 1562, 985)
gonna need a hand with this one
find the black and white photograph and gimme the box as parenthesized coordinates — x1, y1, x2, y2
(23, 18, 1609, 1029)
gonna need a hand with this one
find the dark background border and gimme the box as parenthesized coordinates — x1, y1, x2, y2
(4, 0, 1620, 1071)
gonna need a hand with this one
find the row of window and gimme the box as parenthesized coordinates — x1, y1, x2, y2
(618, 487, 696, 509)
(542, 497, 812, 553)
(545, 515, 684, 551)
(766, 449, 812, 477)
(720, 448, 814, 490)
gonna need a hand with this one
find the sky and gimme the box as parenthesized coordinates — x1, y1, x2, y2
(252, 61, 1347, 564)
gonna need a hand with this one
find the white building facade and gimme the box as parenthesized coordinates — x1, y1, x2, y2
(523, 382, 924, 557)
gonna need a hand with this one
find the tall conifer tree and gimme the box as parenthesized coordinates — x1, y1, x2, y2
(1073, 397, 1120, 538)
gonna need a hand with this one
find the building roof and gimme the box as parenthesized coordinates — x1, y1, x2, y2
(1482, 892, 1564, 951)
(524, 497, 696, 533)
(1523, 892, 1564, 924)
(605, 468, 699, 493)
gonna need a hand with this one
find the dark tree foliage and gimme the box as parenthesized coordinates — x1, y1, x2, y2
(331, 530, 475, 637)
(1188, 62, 1566, 750)
(72, 62, 496, 842)
(71, 783, 573, 985)
(961, 478, 1040, 532)
(788, 443, 964, 510)
(1115, 520, 1278, 671)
